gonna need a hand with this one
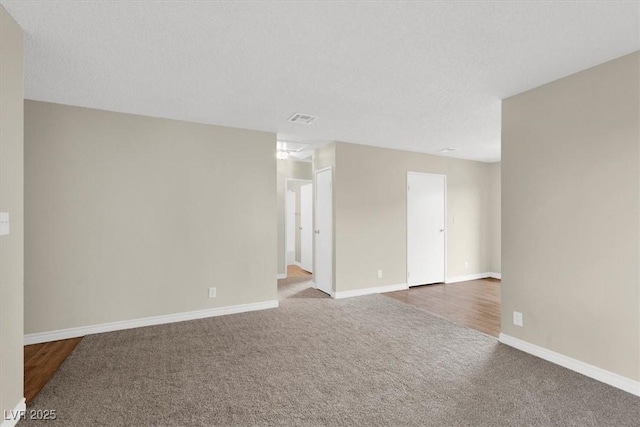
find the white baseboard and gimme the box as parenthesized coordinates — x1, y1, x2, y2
(445, 272, 501, 283)
(334, 283, 408, 299)
(445, 272, 492, 283)
(1, 398, 25, 427)
(277, 273, 287, 279)
(499, 333, 640, 397)
(24, 300, 279, 345)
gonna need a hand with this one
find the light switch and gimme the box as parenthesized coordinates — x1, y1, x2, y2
(0, 212, 9, 236)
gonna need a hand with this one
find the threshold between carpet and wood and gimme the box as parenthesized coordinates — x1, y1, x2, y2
(384, 277, 501, 337)
(24, 338, 82, 405)
(22, 272, 638, 426)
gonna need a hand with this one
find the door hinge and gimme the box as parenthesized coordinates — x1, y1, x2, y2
(407, 185, 410, 191)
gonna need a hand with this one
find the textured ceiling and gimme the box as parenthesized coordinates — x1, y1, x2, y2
(2, 1, 639, 162)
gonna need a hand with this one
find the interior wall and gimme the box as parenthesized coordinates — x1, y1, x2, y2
(25, 100, 277, 334)
(334, 142, 493, 293)
(489, 162, 501, 274)
(502, 52, 639, 381)
(0, 5, 24, 416)
(277, 160, 312, 276)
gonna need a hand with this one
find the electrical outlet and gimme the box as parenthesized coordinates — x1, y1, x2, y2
(464, 261, 469, 269)
(513, 311, 523, 327)
(208, 287, 217, 298)
(377, 270, 383, 279)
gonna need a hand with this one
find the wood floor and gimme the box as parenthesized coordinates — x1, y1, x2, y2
(24, 337, 83, 404)
(384, 278, 501, 337)
(287, 264, 312, 278)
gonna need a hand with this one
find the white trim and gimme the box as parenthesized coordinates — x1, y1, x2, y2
(333, 283, 408, 299)
(1, 398, 25, 427)
(24, 300, 279, 345)
(489, 272, 502, 279)
(445, 272, 492, 283)
(499, 333, 640, 397)
(277, 273, 287, 279)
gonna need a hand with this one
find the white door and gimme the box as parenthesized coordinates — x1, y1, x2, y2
(286, 190, 296, 265)
(300, 184, 313, 273)
(314, 168, 333, 295)
(407, 172, 446, 286)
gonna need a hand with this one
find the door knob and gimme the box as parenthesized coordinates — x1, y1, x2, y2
(314, 230, 320, 234)
(440, 229, 445, 232)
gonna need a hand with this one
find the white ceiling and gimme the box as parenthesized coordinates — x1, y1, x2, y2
(2, 1, 639, 162)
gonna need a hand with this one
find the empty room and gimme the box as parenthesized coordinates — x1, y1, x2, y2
(1, 1, 639, 426)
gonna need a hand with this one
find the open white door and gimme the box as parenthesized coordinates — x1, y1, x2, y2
(300, 183, 313, 273)
(407, 172, 446, 286)
(314, 168, 333, 295)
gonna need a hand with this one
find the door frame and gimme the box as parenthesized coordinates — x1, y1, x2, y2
(406, 171, 447, 286)
(284, 178, 312, 273)
(313, 166, 334, 296)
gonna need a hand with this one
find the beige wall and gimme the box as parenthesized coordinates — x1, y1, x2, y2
(0, 5, 24, 416)
(25, 101, 277, 334)
(489, 162, 501, 273)
(277, 160, 312, 275)
(313, 142, 336, 172)
(502, 52, 639, 381)
(333, 142, 494, 292)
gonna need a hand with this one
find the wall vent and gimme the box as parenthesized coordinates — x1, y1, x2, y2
(288, 113, 318, 125)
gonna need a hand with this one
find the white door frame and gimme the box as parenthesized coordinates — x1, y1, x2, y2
(284, 178, 312, 271)
(406, 171, 447, 286)
(313, 166, 333, 296)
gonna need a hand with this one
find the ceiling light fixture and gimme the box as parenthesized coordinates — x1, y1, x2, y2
(277, 150, 290, 160)
(438, 147, 458, 153)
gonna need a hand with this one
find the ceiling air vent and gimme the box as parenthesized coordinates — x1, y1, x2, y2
(288, 113, 318, 125)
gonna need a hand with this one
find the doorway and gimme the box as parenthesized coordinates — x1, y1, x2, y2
(407, 172, 446, 286)
(284, 179, 313, 273)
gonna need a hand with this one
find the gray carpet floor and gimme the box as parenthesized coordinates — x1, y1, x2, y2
(25, 276, 639, 426)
